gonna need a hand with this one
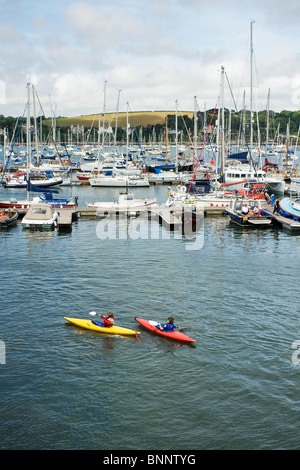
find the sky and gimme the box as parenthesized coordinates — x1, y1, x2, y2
(0, 0, 299, 117)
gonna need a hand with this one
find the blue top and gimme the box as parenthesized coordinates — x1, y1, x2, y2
(161, 322, 176, 332)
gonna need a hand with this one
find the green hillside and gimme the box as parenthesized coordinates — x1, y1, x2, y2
(54, 110, 194, 128)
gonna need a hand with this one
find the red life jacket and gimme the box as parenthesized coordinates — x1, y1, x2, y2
(102, 316, 114, 327)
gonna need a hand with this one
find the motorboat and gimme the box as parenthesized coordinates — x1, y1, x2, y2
(220, 164, 267, 190)
(0, 191, 78, 210)
(225, 198, 273, 227)
(278, 197, 300, 221)
(0, 208, 19, 227)
(165, 184, 234, 213)
(89, 173, 150, 187)
(3, 171, 63, 188)
(148, 170, 189, 184)
(87, 191, 157, 214)
(21, 204, 58, 229)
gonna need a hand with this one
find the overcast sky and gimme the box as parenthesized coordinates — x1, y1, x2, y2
(0, 0, 299, 117)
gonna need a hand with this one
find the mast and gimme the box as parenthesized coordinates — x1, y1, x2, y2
(126, 101, 129, 165)
(26, 82, 31, 198)
(165, 114, 168, 164)
(193, 96, 197, 167)
(250, 20, 255, 162)
(102, 80, 107, 147)
(114, 89, 121, 151)
(265, 88, 270, 160)
(221, 65, 225, 175)
(175, 99, 178, 172)
(97, 80, 107, 164)
(286, 119, 290, 169)
(32, 85, 40, 165)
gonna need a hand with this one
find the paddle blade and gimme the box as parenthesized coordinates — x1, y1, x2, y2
(89, 311, 97, 316)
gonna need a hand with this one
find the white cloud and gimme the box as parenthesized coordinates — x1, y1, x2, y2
(0, 0, 299, 116)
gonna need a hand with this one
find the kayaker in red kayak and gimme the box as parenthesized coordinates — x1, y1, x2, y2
(157, 317, 176, 332)
(100, 312, 115, 328)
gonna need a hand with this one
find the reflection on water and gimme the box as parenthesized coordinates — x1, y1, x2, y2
(1, 184, 300, 450)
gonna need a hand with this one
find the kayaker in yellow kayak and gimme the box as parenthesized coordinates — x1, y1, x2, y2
(100, 312, 115, 328)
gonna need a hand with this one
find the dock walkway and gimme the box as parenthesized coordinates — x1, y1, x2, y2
(263, 207, 300, 231)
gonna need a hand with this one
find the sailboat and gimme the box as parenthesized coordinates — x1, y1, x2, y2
(0, 83, 78, 210)
(221, 23, 273, 193)
(89, 102, 149, 187)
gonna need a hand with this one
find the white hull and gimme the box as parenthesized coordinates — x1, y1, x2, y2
(21, 204, 58, 229)
(87, 192, 157, 214)
(89, 175, 149, 187)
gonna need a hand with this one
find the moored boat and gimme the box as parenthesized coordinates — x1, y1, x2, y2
(21, 204, 59, 229)
(0, 208, 19, 227)
(89, 173, 150, 187)
(87, 191, 157, 213)
(226, 198, 273, 227)
(278, 197, 300, 221)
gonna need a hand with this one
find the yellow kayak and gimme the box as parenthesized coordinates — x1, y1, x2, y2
(64, 317, 140, 336)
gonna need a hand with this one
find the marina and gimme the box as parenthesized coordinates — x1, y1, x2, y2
(1, 0, 300, 455)
(1, 178, 300, 451)
(1, 102, 300, 451)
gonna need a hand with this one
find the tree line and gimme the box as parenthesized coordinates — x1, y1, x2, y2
(0, 109, 299, 146)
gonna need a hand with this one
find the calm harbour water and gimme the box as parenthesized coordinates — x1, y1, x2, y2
(1, 162, 300, 450)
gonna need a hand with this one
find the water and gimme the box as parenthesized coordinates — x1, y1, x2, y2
(1, 154, 300, 450)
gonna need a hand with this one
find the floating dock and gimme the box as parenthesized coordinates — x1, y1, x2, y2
(263, 207, 300, 231)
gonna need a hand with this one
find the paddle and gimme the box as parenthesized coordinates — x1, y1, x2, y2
(89, 311, 100, 317)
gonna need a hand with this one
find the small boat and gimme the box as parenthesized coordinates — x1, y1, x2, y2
(233, 183, 269, 202)
(148, 170, 189, 184)
(3, 171, 63, 188)
(0, 191, 78, 210)
(0, 208, 19, 227)
(226, 198, 273, 228)
(21, 204, 59, 229)
(135, 317, 196, 343)
(86, 191, 157, 213)
(89, 173, 150, 187)
(64, 317, 140, 337)
(278, 197, 300, 221)
(166, 184, 233, 213)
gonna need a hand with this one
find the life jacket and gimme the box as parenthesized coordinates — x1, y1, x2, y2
(102, 316, 114, 327)
(162, 323, 176, 332)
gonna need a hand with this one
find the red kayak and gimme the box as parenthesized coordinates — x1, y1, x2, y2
(135, 317, 196, 343)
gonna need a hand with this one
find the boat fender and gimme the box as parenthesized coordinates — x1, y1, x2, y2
(7, 176, 10, 182)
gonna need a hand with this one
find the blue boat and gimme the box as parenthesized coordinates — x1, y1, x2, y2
(0, 208, 19, 227)
(279, 197, 300, 221)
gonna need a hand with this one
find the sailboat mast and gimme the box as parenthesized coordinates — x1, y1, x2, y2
(126, 101, 129, 164)
(221, 65, 225, 176)
(26, 82, 31, 199)
(193, 96, 197, 167)
(165, 115, 168, 164)
(114, 89, 121, 151)
(32, 85, 40, 165)
(250, 20, 255, 161)
(102, 80, 107, 147)
(265, 88, 270, 160)
(26, 83, 31, 171)
(175, 99, 178, 172)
